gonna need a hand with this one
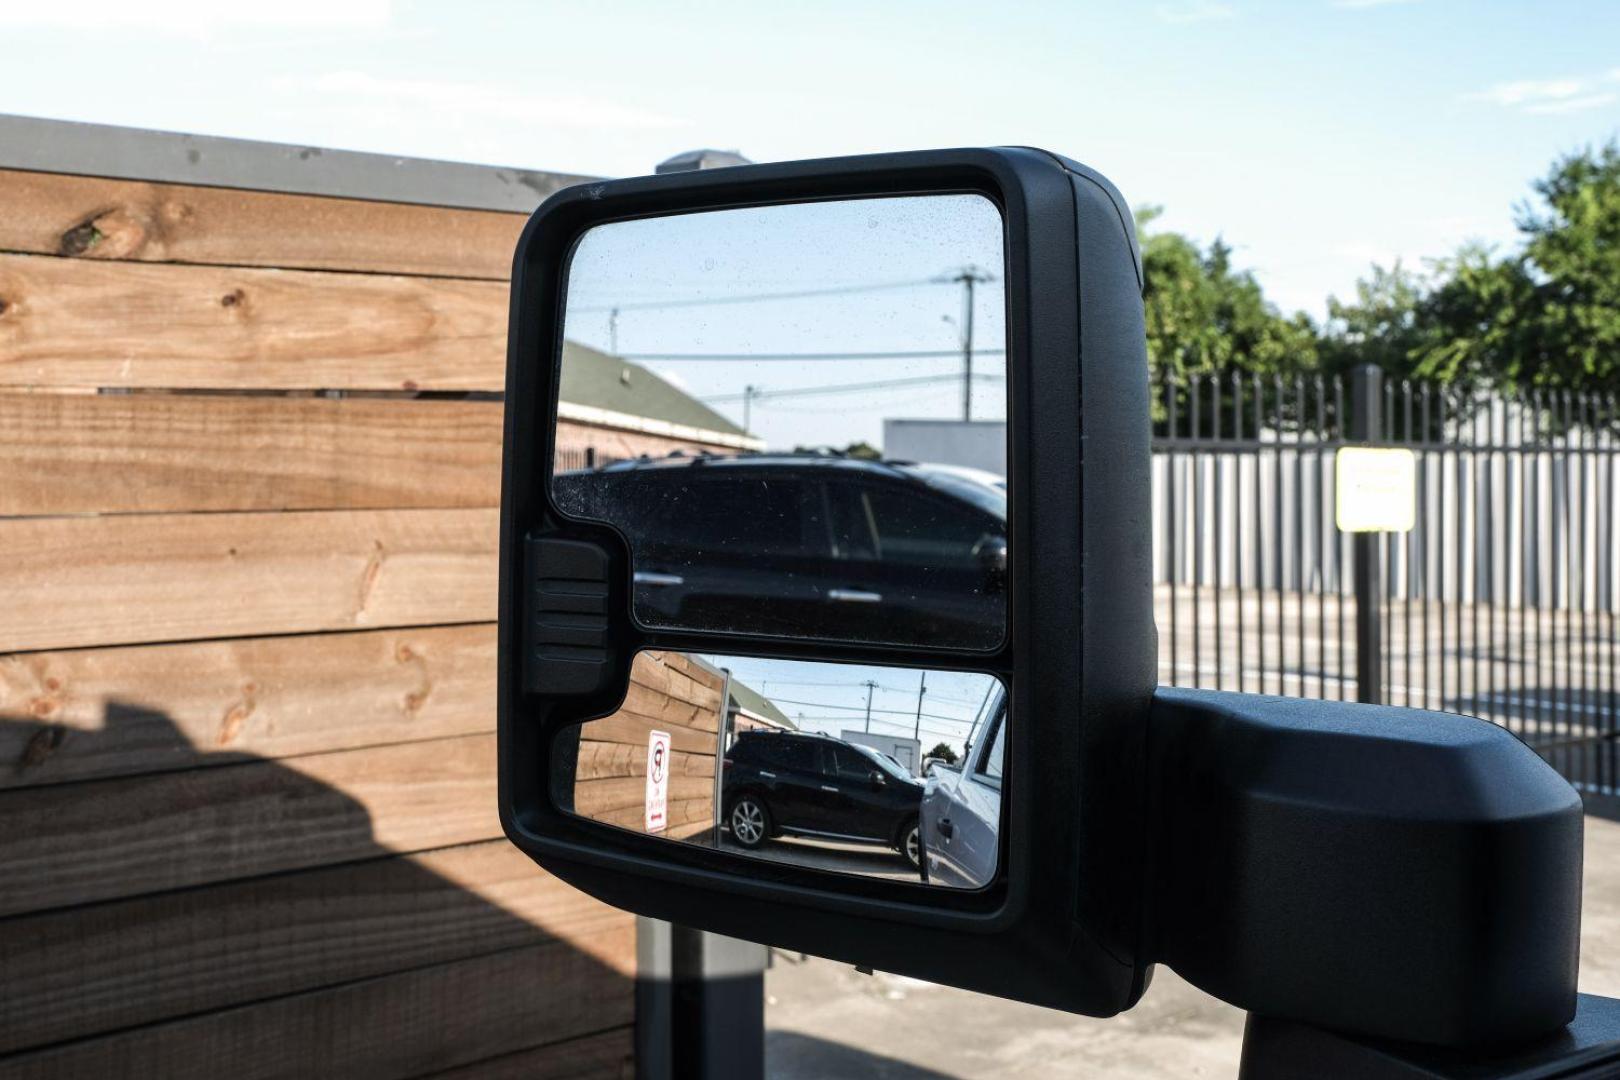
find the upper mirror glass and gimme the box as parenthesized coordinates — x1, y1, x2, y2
(552, 194, 1008, 651)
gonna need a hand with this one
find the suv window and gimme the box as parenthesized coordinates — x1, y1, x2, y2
(828, 480, 991, 568)
(633, 473, 818, 560)
(767, 737, 819, 773)
(830, 744, 875, 782)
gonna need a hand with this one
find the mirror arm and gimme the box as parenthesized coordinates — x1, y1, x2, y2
(1142, 687, 1584, 1050)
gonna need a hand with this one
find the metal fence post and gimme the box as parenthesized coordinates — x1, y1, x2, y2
(1351, 364, 1385, 705)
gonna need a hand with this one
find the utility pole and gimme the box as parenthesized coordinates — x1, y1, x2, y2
(912, 672, 927, 743)
(608, 307, 620, 354)
(742, 385, 759, 433)
(862, 680, 878, 733)
(946, 266, 994, 421)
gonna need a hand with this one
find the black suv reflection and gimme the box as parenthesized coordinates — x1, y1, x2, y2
(721, 730, 925, 868)
(551, 454, 1008, 650)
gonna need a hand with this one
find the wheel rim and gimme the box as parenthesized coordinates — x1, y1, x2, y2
(732, 801, 765, 845)
(905, 826, 920, 866)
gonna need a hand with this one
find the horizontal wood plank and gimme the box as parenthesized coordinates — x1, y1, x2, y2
(0, 625, 495, 789)
(0, 840, 628, 1055)
(0, 842, 627, 1054)
(0, 393, 502, 515)
(0, 252, 506, 390)
(424, 1027, 634, 1080)
(0, 734, 501, 917)
(0, 508, 496, 653)
(0, 168, 526, 279)
(0, 930, 636, 1080)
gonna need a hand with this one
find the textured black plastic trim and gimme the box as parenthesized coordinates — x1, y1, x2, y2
(1147, 688, 1584, 1048)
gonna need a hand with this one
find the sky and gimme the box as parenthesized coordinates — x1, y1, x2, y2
(3, 1, 1617, 322)
(564, 194, 1006, 448)
(698, 653, 1000, 756)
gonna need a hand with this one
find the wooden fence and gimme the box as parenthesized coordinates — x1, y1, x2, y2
(0, 120, 640, 1078)
(574, 651, 723, 841)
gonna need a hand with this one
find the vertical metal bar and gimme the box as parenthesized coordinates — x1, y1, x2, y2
(1233, 372, 1246, 694)
(1520, 393, 1534, 742)
(1295, 375, 1307, 698)
(1403, 382, 1415, 707)
(1422, 384, 1434, 710)
(1458, 393, 1470, 722)
(1273, 375, 1285, 696)
(1533, 391, 1546, 750)
(1579, 392, 1593, 789)
(1213, 375, 1225, 691)
(1384, 376, 1396, 704)
(1166, 379, 1179, 688)
(1192, 375, 1203, 687)
(1490, 396, 1503, 735)
(1600, 396, 1613, 793)
(1562, 392, 1577, 781)
(1336, 377, 1349, 702)
(1470, 397, 1482, 722)
(1350, 365, 1383, 704)
(1255, 374, 1268, 698)
(1317, 376, 1329, 700)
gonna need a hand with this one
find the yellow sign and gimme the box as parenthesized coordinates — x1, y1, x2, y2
(1335, 447, 1417, 533)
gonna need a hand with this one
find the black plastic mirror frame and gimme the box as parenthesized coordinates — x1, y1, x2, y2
(497, 147, 1158, 1017)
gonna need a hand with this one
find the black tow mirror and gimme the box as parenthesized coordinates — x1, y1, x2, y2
(496, 148, 1583, 1049)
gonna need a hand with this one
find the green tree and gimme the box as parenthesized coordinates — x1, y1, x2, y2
(1139, 206, 1319, 385)
(1331, 143, 1620, 395)
(926, 741, 958, 765)
(1320, 262, 1431, 382)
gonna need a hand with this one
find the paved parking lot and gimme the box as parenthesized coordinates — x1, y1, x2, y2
(720, 833, 921, 883)
(765, 814, 1620, 1079)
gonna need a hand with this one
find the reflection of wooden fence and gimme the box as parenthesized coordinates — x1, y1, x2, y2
(577, 651, 722, 841)
(0, 120, 640, 1077)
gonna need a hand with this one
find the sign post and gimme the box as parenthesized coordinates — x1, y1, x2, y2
(1339, 365, 1417, 705)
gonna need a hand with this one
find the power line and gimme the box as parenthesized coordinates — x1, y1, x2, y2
(765, 695, 978, 726)
(622, 349, 1007, 363)
(571, 277, 944, 313)
(700, 371, 1005, 404)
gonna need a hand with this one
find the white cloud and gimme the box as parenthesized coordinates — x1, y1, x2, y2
(1465, 73, 1619, 115)
(1467, 78, 1584, 107)
(1524, 92, 1619, 115)
(1155, 1, 1236, 25)
(5, 0, 392, 30)
(281, 72, 688, 132)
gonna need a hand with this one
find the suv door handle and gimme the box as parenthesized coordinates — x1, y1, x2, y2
(634, 571, 685, 587)
(828, 589, 882, 603)
(759, 771, 777, 779)
(938, 818, 954, 840)
(819, 784, 839, 793)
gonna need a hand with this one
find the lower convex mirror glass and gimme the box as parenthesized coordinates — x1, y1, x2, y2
(554, 651, 1005, 889)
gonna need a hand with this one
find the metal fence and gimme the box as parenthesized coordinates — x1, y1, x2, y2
(1154, 364, 1620, 806)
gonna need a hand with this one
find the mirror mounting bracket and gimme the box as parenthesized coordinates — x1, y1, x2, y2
(1145, 687, 1583, 1049)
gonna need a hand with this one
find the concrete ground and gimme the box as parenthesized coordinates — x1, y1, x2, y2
(720, 833, 922, 883)
(764, 814, 1620, 1079)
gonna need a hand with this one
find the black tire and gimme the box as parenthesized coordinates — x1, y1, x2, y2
(898, 817, 921, 870)
(728, 795, 771, 850)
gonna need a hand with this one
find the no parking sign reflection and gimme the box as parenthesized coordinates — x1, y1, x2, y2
(645, 730, 671, 833)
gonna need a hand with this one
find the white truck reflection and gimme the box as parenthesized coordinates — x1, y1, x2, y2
(919, 684, 1005, 889)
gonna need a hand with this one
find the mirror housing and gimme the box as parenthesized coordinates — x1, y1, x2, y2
(498, 147, 1158, 1018)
